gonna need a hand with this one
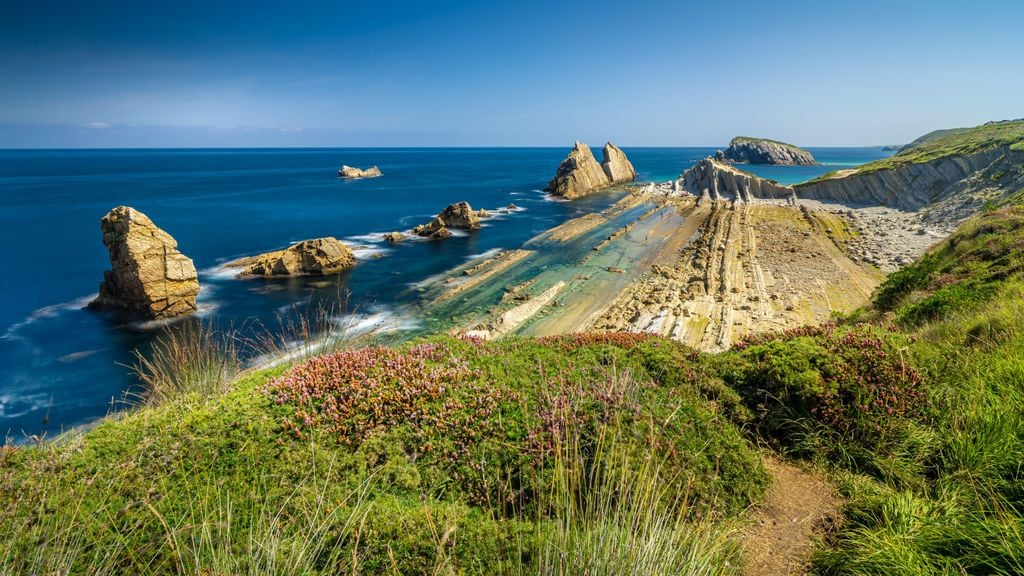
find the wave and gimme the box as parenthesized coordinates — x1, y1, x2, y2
(199, 263, 240, 280)
(350, 245, 392, 260)
(0, 390, 52, 421)
(249, 307, 421, 369)
(465, 247, 504, 262)
(2, 294, 97, 341)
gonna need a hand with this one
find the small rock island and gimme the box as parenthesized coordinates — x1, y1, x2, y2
(546, 141, 637, 199)
(413, 201, 481, 239)
(88, 206, 200, 320)
(226, 237, 356, 277)
(715, 136, 816, 165)
(338, 165, 382, 179)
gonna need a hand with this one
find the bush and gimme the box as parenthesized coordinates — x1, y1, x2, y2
(720, 326, 928, 462)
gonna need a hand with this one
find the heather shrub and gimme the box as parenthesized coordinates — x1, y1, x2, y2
(264, 335, 767, 517)
(719, 326, 928, 464)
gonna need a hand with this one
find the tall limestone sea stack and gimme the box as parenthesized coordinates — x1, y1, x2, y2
(715, 137, 816, 165)
(88, 206, 200, 320)
(546, 141, 637, 199)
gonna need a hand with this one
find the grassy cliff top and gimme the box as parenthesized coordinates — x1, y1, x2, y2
(846, 119, 1024, 177)
(729, 136, 804, 149)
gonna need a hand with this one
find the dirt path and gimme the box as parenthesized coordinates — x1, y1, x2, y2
(739, 458, 840, 576)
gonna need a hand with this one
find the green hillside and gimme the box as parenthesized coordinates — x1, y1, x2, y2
(855, 119, 1024, 175)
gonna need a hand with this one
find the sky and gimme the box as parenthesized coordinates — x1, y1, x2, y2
(1, 0, 1022, 148)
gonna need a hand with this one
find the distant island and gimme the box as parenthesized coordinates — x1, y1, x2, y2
(715, 136, 816, 165)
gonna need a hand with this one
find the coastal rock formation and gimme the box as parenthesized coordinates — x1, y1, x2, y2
(88, 206, 199, 320)
(602, 142, 638, 184)
(715, 137, 816, 165)
(795, 147, 1024, 221)
(338, 165, 382, 179)
(678, 158, 795, 203)
(546, 141, 637, 199)
(227, 237, 355, 277)
(383, 232, 405, 243)
(413, 201, 481, 239)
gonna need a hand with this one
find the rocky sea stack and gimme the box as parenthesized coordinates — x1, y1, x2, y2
(715, 137, 816, 165)
(88, 206, 200, 320)
(338, 165, 382, 179)
(227, 237, 355, 277)
(546, 141, 637, 199)
(413, 201, 481, 239)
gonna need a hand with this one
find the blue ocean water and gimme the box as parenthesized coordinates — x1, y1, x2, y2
(0, 146, 890, 439)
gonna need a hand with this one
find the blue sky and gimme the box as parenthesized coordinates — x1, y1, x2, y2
(2, 0, 1022, 147)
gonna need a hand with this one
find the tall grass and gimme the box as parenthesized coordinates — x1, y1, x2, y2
(131, 319, 242, 406)
(500, 373, 740, 576)
(132, 292, 373, 406)
(0, 445, 374, 576)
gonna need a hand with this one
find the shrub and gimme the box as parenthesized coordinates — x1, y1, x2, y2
(721, 326, 927, 460)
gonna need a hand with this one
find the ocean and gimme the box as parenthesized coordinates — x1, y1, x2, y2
(0, 146, 891, 439)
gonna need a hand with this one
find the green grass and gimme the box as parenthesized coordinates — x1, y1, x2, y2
(0, 334, 764, 575)
(730, 135, 805, 149)
(840, 119, 1024, 177)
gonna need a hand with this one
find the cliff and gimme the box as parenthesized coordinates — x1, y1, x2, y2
(88, 206, 200, 319)
(715, 137, 816, 165)
(546, 141, 637, 199)
(678, 158, 795, 203)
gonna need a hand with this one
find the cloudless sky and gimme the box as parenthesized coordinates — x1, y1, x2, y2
(2, 0, 1022, 147)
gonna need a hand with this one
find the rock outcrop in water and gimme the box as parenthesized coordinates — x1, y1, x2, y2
(88, 206, 200, 320)
(715, 137, 816, 165)
(338, 165, 382, 179)
(546, 141, 637, 199)
(678, 158, 795, 203)
(227, 237, 355, 277)
(413, 201, 481, 239)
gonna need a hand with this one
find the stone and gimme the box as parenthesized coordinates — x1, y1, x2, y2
(338, 165, 382, 179)
(601, 142, 638, 184)
(546, 141, 637, 199)
(227, 237, 355, 277)
(413, 202, 481, 238)
(383, 232, 405, 243)
(88, 206, 200, 320)
(715, 137, 816, 165)
(678, 158, 795, 202)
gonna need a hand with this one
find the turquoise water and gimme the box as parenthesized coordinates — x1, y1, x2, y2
(0, 146, 889, 439)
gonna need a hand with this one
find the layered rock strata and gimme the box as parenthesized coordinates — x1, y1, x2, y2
(795, 147, 1024, 222)
(678, 158, 795, 203)
(715, 137, 816, 165)
(227, 237, 355, 277)
(546, 141, 637, 199)
(89, 206, 200, 319)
